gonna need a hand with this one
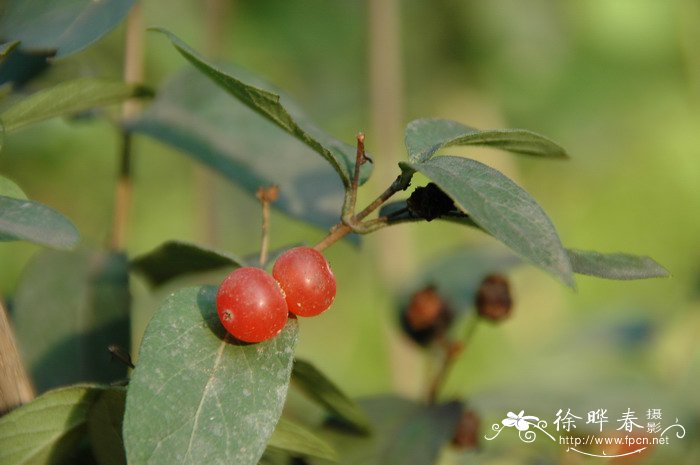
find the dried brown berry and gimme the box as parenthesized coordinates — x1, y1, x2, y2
(475, 274, 513, 322)
(406, 183, 456, 221)
(400, 285, 453, 346)
(451, 409, 481, 450)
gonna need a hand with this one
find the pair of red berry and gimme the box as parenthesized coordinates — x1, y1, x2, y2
(216, 246, 336, 343)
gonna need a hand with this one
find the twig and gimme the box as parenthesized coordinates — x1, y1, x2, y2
(313, 174, 405, 250)
(427, 317, 479, 404)
(257, 185, 279, 266)
(354, 175, 402, 222)
(427, 340, 463, 404)
(313, 223, 352, 252)
(342, 133, 369, 221)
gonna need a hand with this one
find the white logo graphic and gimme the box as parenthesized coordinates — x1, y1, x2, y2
(485, 408, 686, 459)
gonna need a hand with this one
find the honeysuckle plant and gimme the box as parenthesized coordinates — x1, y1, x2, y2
(0, 3, 670, 465)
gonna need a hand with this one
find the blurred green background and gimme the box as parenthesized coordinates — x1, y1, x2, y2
(1, 0, 698, 463)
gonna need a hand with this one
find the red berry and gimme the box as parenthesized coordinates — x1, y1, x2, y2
(216, 267, 288, 343)
(272, 246, 336, 317)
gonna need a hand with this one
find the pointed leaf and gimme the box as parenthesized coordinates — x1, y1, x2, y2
(405, 118, 567, 163)
(129, 69, 349, 231)
(12, 248, 130, 392)
(409, 156, 574, 287)
(0, 0, 136, 58)
(1, 78, 149, 133)
(124, 286, 299, 465)
(292, 359, 371, 434)
(268, 418, 338, 462)
(152, 28, 371, 188)
(567, 249, 670, 280)
(0, 195, 79, 249)
(87, 388, 127, 465)
(0, 385, 104, 465)
(130, 240, 244, 287)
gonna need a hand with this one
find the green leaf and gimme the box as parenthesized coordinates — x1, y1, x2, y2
(129, 69, 349, 231)
(0, 78, 149, 133)
(12, 248, 130, 392)
(408, 156, 574, 287)
(268, 418, 338, 462)
(316, 396, 462, 465)
(124, 286, 299, 465)
(567, 249, 670, 280)
(0, 0, 136, 58)
(292, 359, 371, 434)
(0, 384, 104, 465)
(0, 195, 79, 249)
(405, 118, 567, 163)
(152, 28, 371, 188)
(0, 175, 28, 199)
(88, 388, 127, 465)
(130, 240, 244, 287)
(402, 247, 521, 316)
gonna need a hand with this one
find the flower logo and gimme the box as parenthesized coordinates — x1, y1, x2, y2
(502, 411, 540, 431)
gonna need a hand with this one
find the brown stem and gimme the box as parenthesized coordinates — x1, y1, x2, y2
(427, 340, 464, 405)
(354, 175, 402, 222)
(257, 186, 279, 266)
(313, 223, 352, 252)
(313, 175, 404, 251)
(427, 317, 479, 404)
(0, 297, 35, 415)
(110, 3, 144, 250)
(342, 133, 368, 220)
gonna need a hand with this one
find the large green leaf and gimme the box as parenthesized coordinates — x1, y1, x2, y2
(0, 0, 136, 58)
(152, 28, 371, 188)
(408, 156, 574, 287)
(12, 248, 130, 392)
(87, 388, 127, 465)
(124, 286, 299, 465)
(0, 195, 79, 249)
(130, 240, 245, 287)
(292, 359, 371, 433)
(129, 69, 349, 231)
(567, 249, 669, 280)
(0, 78, 148, 133)
(405, 118, 567, 163)
(0, 385, 103, 465)
(314, 396, 462, 465)
(267, 418, 338, 462)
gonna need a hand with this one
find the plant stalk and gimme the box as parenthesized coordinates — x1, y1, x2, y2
(257, 186, 279, 266)
(0, 297, 35, 416)
(110, 2, 144, 250)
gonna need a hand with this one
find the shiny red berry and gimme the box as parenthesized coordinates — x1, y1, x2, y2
(272, 246, 336, 317)
(216, 267, 288, 343)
